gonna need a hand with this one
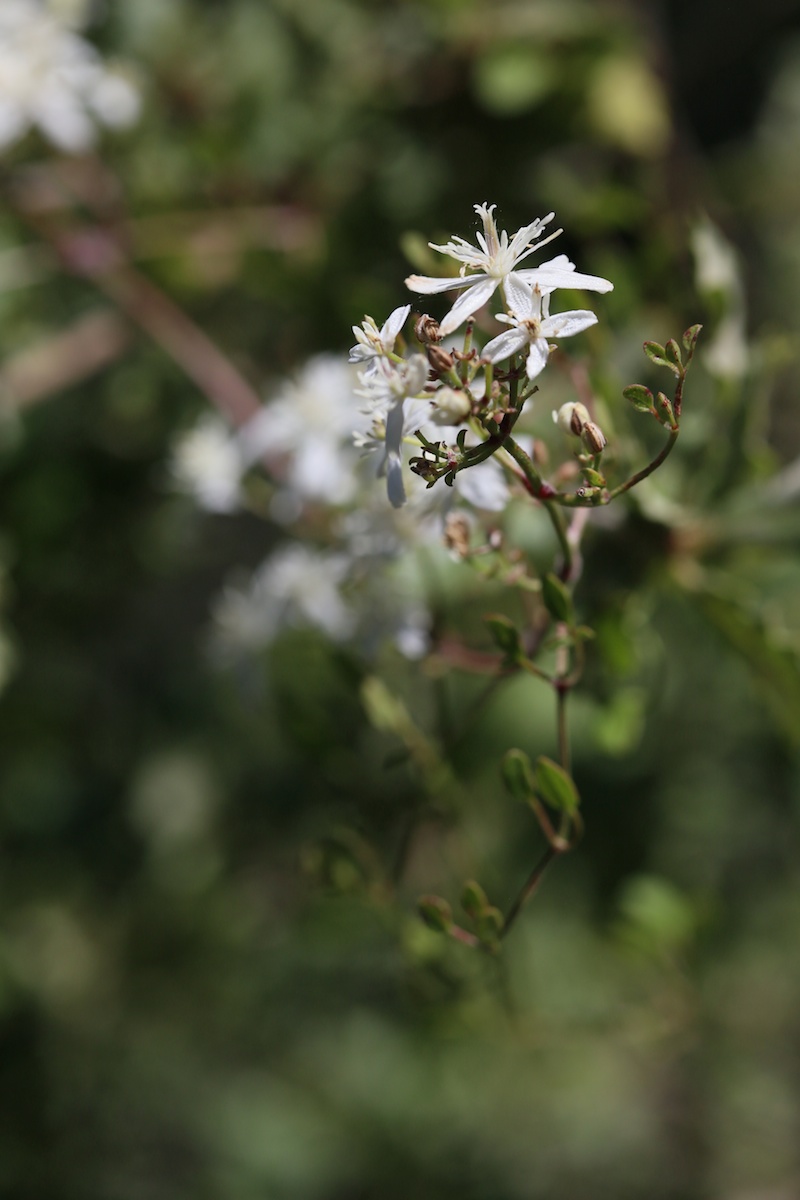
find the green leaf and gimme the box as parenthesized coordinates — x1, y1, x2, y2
(461, 879, 489, 921)
(475, 906, 503, 946)
(682, 323, 703, 360)
(541, 573, 573, 623)
(484, 613, 521, 660)
(418, 895, 453, 933)
(582, 468, 606, 488)
(622, 384, 655, 413)
(643, 341, 681, 376)
(502, 748, 536, 803)
(665, 338, 683, 368)
(655, 391, 676, 427)
(534, 755, 580, 814)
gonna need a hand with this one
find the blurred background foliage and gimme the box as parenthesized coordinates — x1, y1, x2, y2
(2, 1, 800, 1197)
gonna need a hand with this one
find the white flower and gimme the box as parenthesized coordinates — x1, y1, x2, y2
(171, 415, 244, 513)
(212, 544, 354, 656)
(243, 356, 366, 510)
(0, 0, 140, 154)
(405, 203, 612, 337)
(482, 275, 599, 380)
(348, 304, 410, 374)
(356, 355, 430, 509)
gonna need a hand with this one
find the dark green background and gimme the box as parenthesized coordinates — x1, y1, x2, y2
(2, 1, 800, 1196)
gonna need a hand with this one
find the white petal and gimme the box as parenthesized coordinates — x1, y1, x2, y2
(455, 460, 510, 511)
(439, 275, 499, 337)
(525, 339, 551, 379)
(405, 273, 480, 295)
(482, 326, 529, 363)
(385, 455, 406, 508)
(504, 273, 535, 317)
(380, 304, 410, 346)
(541, 310, 598, 338)
(517, 265, 614, 293)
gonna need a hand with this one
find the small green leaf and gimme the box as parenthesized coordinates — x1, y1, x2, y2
(665, 338, 683, 368)
(643, 340, 681, 376)
(682, 323, 702, 359)
(475, 906, 503, 946)
(534, 755, 580, 814)
(622, 384, 655, 413)
(655, 391, 676, 427)
(484, 613, 521, 659)
(461, 879, 489, 921)
(582, 468, 606, 488)
(502, 748, 536, 803)
(418, 895, 453, 933)
(541, 573, 573, 623)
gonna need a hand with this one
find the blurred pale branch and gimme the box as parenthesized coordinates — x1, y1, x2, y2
(0, 308, 132, 410)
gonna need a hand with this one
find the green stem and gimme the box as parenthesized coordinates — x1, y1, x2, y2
(606, 429, 680, 501)
(556, 684, 570, 774)
(500, 844, 562, 940)
(503, 435, 573, 578)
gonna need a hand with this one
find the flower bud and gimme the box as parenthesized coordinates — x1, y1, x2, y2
(429, 386, 471, 425)
(553, 402, 590, 437)
(414, 314, 441, 344)
(581, 421, 607, 455)
(426, 344, 455, 375)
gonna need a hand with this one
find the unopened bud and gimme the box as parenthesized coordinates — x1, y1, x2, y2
(414, 314, 441, 344)
(553, 402, 590, 437)
(581, 421, 607, 455)
(429, 386, 471, 425)
(426, 344, 455, 375)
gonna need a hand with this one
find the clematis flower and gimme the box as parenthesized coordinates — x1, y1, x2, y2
(356, 354, 430, 508)
(348, 304, 410, 374)
(481, 275, 599, 381)
(405, 203, 612, 337)
(0, 0, 140, 153)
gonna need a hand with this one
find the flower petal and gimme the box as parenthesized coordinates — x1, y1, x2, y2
(504, 273, 536, 317)
(541, 310, 598, 339)
(439, 275, 499, 337)
(482, 326, 529, 363)
(405, 272, 481, 295)
(385, 455, 406, 508)
(517, 265, 614, 293)
(380, 304, 411, 346)
(525, 338, 551, 379)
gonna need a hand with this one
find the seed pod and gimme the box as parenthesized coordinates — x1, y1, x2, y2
(426, 344, 455, 375)
(414, 314, 441, 344)
(581, 421, 607, 455)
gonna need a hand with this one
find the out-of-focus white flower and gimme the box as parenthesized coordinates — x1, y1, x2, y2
(405, 203, 612, 337)
(243, 356, 366, 512)
(482, 275, 598, 380)
(691, 218, 742, 298)
(171, 415, 244, 513)
(0, 0, 140, 154)
(691, 218, 748, 381)
(212, 544, 354, 656)
(348, 304, 410, 375)
(356, 355, 430, 509)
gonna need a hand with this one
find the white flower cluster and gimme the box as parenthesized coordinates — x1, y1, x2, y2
(352, 202, 612, 508)
(169, 357, 453, 661)
(0, 0, 140, 153)
(170, 205, 613, 665)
